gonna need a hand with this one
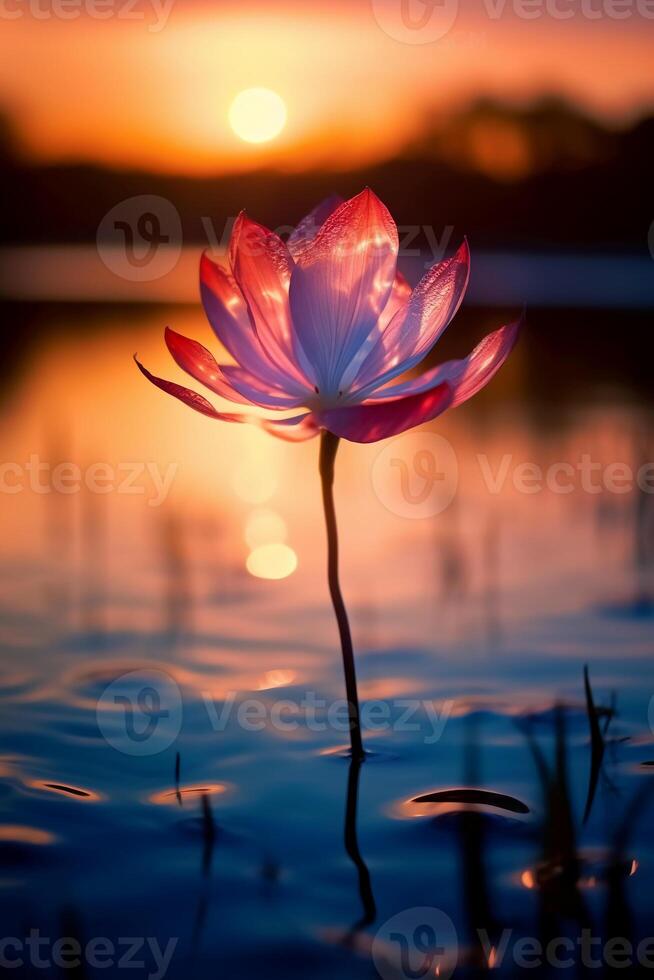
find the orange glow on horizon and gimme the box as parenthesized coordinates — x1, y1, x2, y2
(0, 2, 651, 175)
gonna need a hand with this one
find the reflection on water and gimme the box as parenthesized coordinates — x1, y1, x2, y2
(246, 543, 298, 581)
(0, 305, 654, 977)
(149, 784, 229, 807)
(26, 781, 102, 802)
(0, 826, 57, 845)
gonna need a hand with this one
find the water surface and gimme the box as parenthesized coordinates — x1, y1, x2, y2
(0, 303, 653, 978)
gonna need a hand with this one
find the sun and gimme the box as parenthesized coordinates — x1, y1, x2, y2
(229, 88, 287, 144)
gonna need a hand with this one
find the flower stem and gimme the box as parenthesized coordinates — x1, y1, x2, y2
(319, 431, 365, 761)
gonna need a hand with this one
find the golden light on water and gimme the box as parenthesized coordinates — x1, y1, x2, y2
(27, 780, 101, 802)
(243, 506, 295, 580)
(521, 869, 535, 889)
(149, 784, 228, 806)
(257, 669, 297, 690)
(246, 543, 297, 580)
(229, 88, 287, 144)
(0, 825, 56, 845)
(244, 509, 287, 549)
(231, 459, 277, 504)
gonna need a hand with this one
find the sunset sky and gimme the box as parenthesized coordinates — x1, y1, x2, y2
(0, 0, 652, 174)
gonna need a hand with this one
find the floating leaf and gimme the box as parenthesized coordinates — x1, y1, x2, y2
(411, 788, 529, 814)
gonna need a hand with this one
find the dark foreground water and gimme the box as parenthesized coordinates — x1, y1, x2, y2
(0, 301, 653, 979)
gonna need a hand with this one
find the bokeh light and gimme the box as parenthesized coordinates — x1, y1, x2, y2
(246, 543, 298, 580)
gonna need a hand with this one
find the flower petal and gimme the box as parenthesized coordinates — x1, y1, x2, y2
(229, 213, 311, 387)
(289, 189, 399, 394)
(287, 194, 344, 261)
(221, 365, 310, 409)
(200, 251, 286, 385)
(317, 382, 452, 444)
(135, 355, 244, 422)
(262, 414, 320, 442)
(378, 270, 413, 332)
(336, 269, 412, 393)
(365, 317, 522, 406)
(352, 240, 470, 396)
(166, 324, 310, 410)
(164, 327, 251, 405)
(136, 355, 318, 440)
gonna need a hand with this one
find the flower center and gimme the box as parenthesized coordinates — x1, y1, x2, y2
(309, 385, 350, 411)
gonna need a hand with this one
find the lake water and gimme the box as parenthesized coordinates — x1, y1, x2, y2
(0, 290, 653, 978)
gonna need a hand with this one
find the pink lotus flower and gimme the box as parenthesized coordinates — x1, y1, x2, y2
(136, 189, 520, 444)
(137, 188, 522, 761)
